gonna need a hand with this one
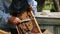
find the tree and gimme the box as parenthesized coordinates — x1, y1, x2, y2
(52, 0, 59, 12)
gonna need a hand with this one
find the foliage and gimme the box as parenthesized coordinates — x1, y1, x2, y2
(42, 1, 53, 10)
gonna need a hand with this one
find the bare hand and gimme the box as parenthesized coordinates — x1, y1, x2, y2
(28, 5, 33, 11)
(8, 16, 21, 25)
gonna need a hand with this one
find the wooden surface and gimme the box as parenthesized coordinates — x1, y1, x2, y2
(35, 12, 60, 18)
(35, 12, 60, 25)
(0, 30, 11, 34)
(35, 12, 60, 34)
